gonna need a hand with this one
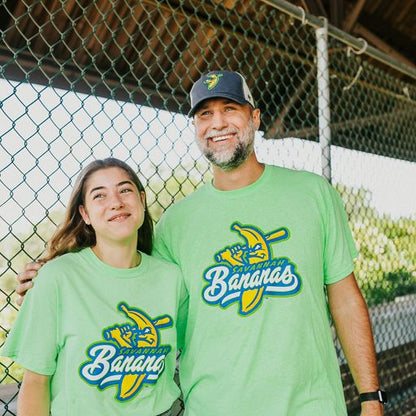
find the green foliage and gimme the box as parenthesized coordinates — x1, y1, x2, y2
(0, 212, 62, 383)
(335, 183, 416, 306)
(361, 270, 416, 306)
(147, 165, 212, 222)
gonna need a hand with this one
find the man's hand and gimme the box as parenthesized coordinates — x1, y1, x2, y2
(361, 400, 384, 415)
(16, 261, 44, 306)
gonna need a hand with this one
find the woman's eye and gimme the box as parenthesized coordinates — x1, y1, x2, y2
(92, 193, 104, 200)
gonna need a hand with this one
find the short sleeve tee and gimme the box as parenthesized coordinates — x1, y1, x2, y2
(2, 248, 186, 415)
(153, 165, 357, 416)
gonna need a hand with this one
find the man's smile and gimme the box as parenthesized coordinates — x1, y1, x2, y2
(211, 133, 235, 142)
(205, 131, 237, 142)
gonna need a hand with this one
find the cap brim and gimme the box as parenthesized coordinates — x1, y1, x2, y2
(188, 94, 252, 117)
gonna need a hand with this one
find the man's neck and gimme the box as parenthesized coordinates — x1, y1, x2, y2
(212, 154, 265, 191)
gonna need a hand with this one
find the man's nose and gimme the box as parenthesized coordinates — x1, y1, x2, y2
(210, 111, 227, 129)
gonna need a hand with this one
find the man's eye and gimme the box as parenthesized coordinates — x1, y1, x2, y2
(120, 188, 133, 194)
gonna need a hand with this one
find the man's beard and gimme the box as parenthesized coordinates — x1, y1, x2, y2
(197, 119, 256, 171)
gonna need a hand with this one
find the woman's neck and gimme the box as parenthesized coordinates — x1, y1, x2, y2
(91, 241, 141, 268)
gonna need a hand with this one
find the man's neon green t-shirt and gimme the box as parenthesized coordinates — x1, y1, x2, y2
(154, 165, 358, 416)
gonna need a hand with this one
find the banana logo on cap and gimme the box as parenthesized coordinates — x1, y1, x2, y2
(204, 73, 223, 90)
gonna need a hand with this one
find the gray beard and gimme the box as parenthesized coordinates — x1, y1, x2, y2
(204, 139, 254, 171)
(198, 120, 256, 171)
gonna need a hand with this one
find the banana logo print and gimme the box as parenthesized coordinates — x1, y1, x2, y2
(79, 303, 173, 402)
(204, 73, 223, 90)
(203, 222, 302, 315)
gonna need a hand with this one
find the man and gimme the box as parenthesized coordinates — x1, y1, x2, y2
(17, 71, 385, 415)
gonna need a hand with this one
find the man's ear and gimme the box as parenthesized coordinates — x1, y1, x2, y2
(79, 205, 90, 225)
(252, 108, 261, 130)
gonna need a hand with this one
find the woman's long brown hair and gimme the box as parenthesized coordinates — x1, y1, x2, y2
(40, 158, 153, 261)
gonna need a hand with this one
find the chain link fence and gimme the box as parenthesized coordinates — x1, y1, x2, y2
(1, 0, 415, 415)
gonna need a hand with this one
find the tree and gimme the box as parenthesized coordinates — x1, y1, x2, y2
(335, 184, 416, 306)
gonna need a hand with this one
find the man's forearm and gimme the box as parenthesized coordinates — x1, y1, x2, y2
(327, 273, 383, 415)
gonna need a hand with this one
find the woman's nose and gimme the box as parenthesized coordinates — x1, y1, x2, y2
(110, 193, 124, 209)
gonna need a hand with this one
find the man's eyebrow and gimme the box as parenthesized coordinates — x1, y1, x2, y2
(196, 102, 209, 111)
(197, 99, 237, 111)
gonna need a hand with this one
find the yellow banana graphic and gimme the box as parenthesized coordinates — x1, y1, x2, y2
(117, 303, 160, 399)
(230, 224, 288, 314)
(231, 223, 269, 264)
(231, 224, 268, 314)
(119, 374, 146, 400)
(119, 303, 157, 345)
(241, 287, 265, 314)
(204, 74, 223, 90)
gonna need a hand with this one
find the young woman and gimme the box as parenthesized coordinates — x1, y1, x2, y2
(2, 158, 186, 415)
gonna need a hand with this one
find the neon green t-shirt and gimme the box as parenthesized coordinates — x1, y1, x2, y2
(2, 248, 186, 415)
(154, 165, 358, 416)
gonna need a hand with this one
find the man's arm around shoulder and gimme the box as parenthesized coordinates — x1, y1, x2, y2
(15, 261, 44, 306)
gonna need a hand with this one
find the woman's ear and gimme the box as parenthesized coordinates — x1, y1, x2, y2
(139, 191, 146, 207)
(79, 205, 90, 225)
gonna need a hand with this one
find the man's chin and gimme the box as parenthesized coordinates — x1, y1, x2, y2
(211, 157, 248, 171)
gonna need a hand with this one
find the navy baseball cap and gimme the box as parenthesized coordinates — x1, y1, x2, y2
(188, 70, 255, 117)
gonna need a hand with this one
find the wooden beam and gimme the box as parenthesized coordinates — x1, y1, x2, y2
(353, 23, 416, 69)
(303, 0, 327, 17)
(330, 0, 344, 28)
(344, 0, 366, 32)
(300, 0, 310, 13)
(281, 107, 416, 141)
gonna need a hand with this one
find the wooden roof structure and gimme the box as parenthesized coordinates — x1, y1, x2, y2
(0, 0, 415, 161)
(299, 0, 415, 69)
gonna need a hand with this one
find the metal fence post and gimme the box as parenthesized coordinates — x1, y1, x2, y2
(316, 19, 332, 183)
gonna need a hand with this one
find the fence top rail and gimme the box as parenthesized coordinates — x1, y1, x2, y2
(262, 0, 416, 81)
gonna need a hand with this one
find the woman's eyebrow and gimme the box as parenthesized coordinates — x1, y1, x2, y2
(117, 180, 133, 187)
(89, 185, 106, 195)
(89, 181, 132, 194)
